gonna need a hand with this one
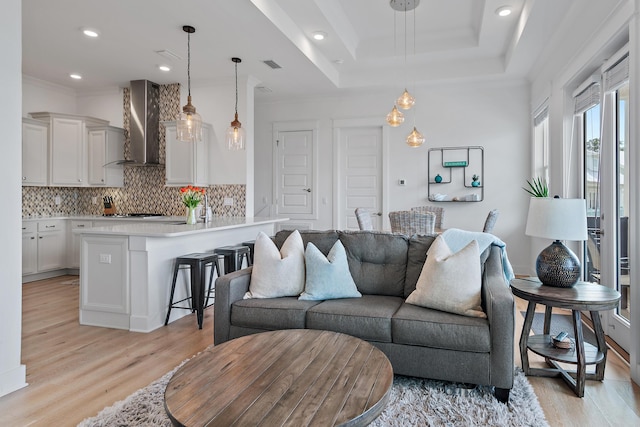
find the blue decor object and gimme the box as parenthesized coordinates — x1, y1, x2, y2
(299, 241, 362, 300)
(434, 174, 443, 183)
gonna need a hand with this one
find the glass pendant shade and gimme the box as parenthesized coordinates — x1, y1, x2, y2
(176, 26, 203, 142)
(386, 105, 405, 127)
(176, 95, 202, 142)
(396, 89, 415, 110)
(406, 126, 425, 147)
(226, 113, 246, 150)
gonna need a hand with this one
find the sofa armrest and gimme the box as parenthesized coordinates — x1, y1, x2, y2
(214, 266, 252, 345)
(482, 246, 515, 389)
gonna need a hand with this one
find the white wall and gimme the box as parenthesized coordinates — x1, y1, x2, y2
(0, 0, 27, 397)
(22, 75, 77, 117)
(255, 80, 532, 273)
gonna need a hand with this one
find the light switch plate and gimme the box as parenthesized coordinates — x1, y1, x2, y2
(223, 197, 234, 206)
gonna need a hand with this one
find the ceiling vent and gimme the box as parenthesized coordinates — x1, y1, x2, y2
(262, 59, 282, 69)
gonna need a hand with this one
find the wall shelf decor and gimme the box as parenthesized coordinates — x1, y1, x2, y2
(427, 146, 484, 202)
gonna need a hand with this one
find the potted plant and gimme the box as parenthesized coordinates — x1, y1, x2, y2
(471, 174, 480, 187)
(523, 177, 549, 197)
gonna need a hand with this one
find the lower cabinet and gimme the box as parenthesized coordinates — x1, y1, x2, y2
(22, 222, 37, 275)
(69, 220, 93, 268)
(22, 219, 68, 282)
(37, 220, 67, 272)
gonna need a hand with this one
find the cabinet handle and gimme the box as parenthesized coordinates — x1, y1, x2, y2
(39, 236, 43, 239)
(30, 237, 35, 240)
(45, 225, 56, 229)
(22, 227, 26, 230)
(77, 225, 85, 228)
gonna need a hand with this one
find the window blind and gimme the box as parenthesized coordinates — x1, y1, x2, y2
(534, 106, 548, 127)
(603, 54, 629, 92)
(574, 83, 600, 114)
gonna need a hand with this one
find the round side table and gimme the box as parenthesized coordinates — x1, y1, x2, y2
(510, 277, 620, 397)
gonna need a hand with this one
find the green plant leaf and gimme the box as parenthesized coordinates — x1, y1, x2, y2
(523, 177, 548, 197)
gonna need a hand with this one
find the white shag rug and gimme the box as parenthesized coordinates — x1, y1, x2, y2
(78, 364, 547, 427)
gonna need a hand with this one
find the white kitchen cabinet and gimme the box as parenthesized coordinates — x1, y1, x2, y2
(29, 112, 109, 187)
(87, 126, 125, 187)
(37, 219, 67, 272)
(22, 222, 38, 275)
(163, 121, 210, 186)
(22, 118, 49, 186)
(68, 220, 93, 269)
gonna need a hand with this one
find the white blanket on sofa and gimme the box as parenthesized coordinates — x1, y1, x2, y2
(440, 228, 515, 283)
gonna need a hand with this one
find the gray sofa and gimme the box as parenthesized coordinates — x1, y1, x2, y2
(214, 230, 515, 402)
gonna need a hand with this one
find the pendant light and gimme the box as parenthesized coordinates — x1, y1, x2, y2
(393, 0, 416, 110)
(176, 25, 203, 143)
(406, 126, 425, 147)
(386, 105, 405, 127)
(405, 6, 424, 148)
(226, 57, 246, 150)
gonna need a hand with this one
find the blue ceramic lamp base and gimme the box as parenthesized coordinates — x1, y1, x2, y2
(536, 241, 581, 287)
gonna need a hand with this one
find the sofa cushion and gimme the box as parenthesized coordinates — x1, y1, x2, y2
(273, 230, 340, 256)
(231, 297, 322, 330)
(406, 236, 486, 318)
(404, 234, 437, 297)
(392, 303, 491, 352)
(245, 230, 305, 299)
(299, 241, 361, 301)
(338, 231, 408, 296)
(306, 295, 404, 343)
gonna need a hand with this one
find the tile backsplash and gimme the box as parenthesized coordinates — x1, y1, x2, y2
(22, 83, 246, 218)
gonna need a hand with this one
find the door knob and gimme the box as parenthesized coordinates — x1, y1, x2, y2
(303, 188, 311, 192)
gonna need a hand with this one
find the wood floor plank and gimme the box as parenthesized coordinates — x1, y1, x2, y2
(0, 277, 638, 426)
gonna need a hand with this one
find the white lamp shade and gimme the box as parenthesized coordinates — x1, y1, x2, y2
(525, 197, 588, 241)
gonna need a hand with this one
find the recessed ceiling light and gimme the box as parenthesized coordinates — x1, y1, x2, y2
(82, 28, 99, 38)
(495, 6, 512, 17)
(69, 73, 82, 80)
(158, 65, 171, 72)
(312, 31, 327, 41)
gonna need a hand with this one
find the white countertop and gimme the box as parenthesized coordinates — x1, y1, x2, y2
(73, 216, 288, 237)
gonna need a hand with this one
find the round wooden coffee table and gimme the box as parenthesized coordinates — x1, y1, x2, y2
(164, 329, 394, 426)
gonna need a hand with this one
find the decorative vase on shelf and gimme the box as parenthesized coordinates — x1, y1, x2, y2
(471, 174, 480, 187)
(434, 174, 443, 183)
(186, 206, 197, 225)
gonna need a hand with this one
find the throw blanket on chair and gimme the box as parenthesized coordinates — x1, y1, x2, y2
(440, 228, 515, 283)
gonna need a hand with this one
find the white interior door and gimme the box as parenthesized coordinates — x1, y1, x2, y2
(338, 126, 383, 230)
(275, 130, 314, 217)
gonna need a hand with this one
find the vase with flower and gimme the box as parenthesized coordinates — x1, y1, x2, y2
(180, 185, 205, 224)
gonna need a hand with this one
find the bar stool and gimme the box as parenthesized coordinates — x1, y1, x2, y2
(165, 252, 220, 329)
(213, 245, 251, 275)
(241, 240, 255, 265)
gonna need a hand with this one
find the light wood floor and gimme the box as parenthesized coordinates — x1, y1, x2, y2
(1, 275, 639, 426)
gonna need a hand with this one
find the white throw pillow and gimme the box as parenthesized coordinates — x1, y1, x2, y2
(299, 241, 361, 301)
(244, 230, 305, 299)
(406, 235, 485, 318)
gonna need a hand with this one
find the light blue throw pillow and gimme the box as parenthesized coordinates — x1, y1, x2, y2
(299, 240, 362, 301)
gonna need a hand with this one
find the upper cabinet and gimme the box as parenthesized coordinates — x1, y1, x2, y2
(27, 112, 123, 188)
(163, 121, 211, 187)
(87, 126, 125, 187)
(22, 118, 49, 186)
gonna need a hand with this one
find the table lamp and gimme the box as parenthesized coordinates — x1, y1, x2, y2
(525, 196, 588, 287)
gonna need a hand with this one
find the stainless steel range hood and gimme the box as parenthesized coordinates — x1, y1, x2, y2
(119, 80, 162, 166)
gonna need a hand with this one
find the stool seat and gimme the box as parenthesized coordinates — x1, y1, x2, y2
(165, 252, 219, 329)
(213, 245, 250, 275)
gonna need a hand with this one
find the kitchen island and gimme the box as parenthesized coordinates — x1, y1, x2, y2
(77, 217, 287, 332)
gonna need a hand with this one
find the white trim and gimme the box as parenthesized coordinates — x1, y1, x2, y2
(601, 42, 630, 72)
